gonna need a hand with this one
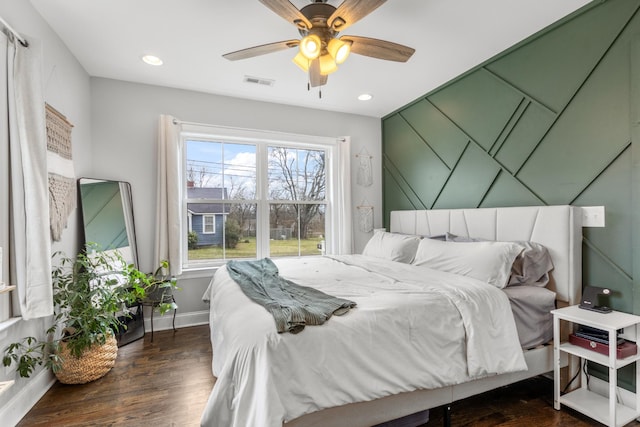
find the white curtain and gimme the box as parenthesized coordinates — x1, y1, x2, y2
(154, 115, 183, 276)
(7, 36, 53, 320)
(335, 137, 353, 254)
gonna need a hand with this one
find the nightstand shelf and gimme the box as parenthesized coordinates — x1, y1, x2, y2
(552, 305, 640, 427)
(558, 342, 640, 369)
(561, 388, 638, 427)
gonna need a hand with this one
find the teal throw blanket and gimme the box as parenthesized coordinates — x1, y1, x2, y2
(226, 258, 356, 334)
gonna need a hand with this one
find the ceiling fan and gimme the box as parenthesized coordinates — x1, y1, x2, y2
(223, 0, 415, 90)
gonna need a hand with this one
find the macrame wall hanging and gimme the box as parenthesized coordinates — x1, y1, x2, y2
(355, 149, 373, 187)
(45, 103, 76, 241)
(356, 200, 374, 233)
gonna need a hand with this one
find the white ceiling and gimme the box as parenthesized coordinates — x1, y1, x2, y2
(31, 0, 591, 118)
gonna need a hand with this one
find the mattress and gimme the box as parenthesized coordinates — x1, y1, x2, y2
(503, 285, 556, 349)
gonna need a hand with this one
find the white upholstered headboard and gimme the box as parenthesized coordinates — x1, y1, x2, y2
(389, 205, 582, 305)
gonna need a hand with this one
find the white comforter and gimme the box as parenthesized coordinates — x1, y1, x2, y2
(201, 255, 527, 427)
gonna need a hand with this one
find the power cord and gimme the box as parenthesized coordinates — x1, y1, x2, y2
(562, 359, 588, 393)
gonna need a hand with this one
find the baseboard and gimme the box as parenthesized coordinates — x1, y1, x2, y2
(143, 309, 209, 333)
(0, 368, 55, 427)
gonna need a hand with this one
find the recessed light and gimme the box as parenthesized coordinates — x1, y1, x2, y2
(142, 54, 163, 66)
(358, 93, 373, 101)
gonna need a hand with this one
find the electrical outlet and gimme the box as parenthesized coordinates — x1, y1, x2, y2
(581, 206, 605, 227)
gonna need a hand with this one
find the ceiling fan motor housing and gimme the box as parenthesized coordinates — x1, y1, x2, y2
(298, 2, 339, 50)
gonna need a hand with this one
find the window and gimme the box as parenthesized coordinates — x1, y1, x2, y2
(202, 215, 215, 234)
(180, 125, 345, 269)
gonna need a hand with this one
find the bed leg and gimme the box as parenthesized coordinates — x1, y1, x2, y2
(443, 405, 451, 427)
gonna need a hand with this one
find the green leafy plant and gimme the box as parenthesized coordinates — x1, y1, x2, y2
(141, 260, 179, 308)
(187, 231, 198, 250)
(2, 245, 178, 378)
(224, 218, 241, 249)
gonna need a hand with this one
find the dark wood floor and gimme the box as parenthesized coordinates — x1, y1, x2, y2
(17, 326, 215, 426)
(16, 325, 638, 426)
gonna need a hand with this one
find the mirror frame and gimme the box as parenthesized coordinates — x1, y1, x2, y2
(77, 177, 139, 268)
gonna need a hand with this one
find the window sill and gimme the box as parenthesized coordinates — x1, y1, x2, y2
(0, 317, 22, 339)
(179, 267, 219, 280)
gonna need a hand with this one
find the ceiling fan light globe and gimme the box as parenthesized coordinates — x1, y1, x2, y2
(328, 38, 351, 64)
(292, 52, 310, 72)
(319, 54, 338, 75)
(299, 34, 321, 59)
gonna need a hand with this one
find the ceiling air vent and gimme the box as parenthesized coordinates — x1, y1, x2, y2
(243, 75, 275, 87)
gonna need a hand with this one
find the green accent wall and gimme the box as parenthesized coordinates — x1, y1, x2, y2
(382, 0, 640, 319)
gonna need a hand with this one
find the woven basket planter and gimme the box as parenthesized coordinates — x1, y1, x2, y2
(55, 334, 118, 384)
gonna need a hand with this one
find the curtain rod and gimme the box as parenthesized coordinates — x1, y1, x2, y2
(0, 15, 28, 47)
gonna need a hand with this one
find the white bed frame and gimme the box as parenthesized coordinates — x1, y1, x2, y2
(288, 205, 583, 427)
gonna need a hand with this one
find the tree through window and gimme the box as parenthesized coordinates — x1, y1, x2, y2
(183, 137, 328, 266)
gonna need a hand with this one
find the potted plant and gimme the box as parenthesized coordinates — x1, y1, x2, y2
(2, 245, 177, 384)
(141, 261, 178, 307)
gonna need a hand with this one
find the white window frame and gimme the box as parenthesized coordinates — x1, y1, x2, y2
(202, 214, 216, 234)
(180, 124, 342, 269)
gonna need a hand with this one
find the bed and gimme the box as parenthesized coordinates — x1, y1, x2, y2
(201, 205, 583, 427)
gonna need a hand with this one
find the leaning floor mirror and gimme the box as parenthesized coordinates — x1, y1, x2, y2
(78, 177, 143, 345)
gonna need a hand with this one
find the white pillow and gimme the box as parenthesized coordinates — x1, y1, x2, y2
(362, 232, 421, 263)
(411, 238, 523, 289)
(445, 233, 554, 287)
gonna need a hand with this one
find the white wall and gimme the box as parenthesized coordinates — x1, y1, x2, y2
(0, 0, 92, 424)
(90, 77, 383, 315)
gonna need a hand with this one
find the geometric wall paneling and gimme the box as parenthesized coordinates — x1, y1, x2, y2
(573, 146, 632, 276)
(487, 97, 530, 158)
(383, 159, 428, 210)
(516, 11, 635, 206)
(382, 0, 640, 318)
(478, 170, 544, 209)
(383, 114, 450, 208)
(383, 168, 420, 224)
(583, 241, 633, 315)
(428, 69, 523, 151)
(486, 0, 640, 113)
(432, 144, 501, 209)
(493, 102, 555, 174)
(399, 99, 467, 168)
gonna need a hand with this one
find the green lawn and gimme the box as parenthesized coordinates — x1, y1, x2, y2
(188, 237, 323, 260)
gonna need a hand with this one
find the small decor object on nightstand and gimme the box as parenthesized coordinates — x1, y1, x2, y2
(579, 285, 613, 313)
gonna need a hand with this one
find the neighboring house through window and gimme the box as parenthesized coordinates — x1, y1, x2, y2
(187, 186, 227, 248)
(181, 124, 345, 269)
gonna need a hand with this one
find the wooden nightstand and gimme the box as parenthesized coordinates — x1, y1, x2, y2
(552, 305, 640, 426)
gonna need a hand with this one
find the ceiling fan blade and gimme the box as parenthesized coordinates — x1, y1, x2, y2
(328, 0, 386, 32)
(342, 35, 415, 62)
(309, 59, 328, 87)
(259, 0, 313, 30)
(223, 40, 300, 61)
